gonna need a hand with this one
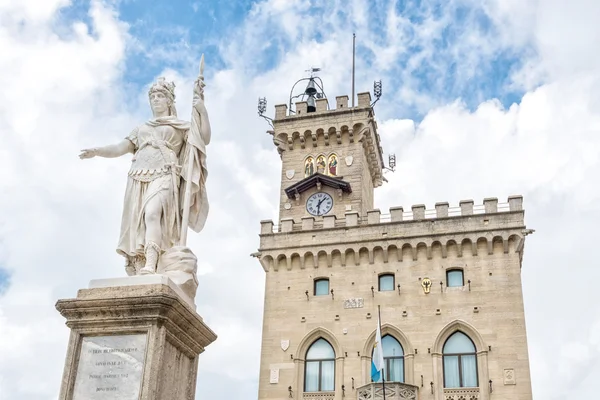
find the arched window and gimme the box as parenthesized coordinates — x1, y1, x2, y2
(372, 335, 404, 382)
(443, 332, 478, 388)
(378, 274, 395, 291)
(446, 269, 464, 287)
(314, 278, 329, 296)
(305, 338, 335, 392)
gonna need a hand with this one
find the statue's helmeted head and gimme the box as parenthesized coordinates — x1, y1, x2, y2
(148, 77, 177, 116)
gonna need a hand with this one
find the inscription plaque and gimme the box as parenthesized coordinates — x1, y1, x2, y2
(343, 298, 364, 309)
(73, 334, 147, 400)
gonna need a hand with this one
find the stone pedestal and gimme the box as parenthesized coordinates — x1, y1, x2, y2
(55, 275, 217, 400)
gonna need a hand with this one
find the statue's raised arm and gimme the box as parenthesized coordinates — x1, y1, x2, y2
(78, 58, 211, 300)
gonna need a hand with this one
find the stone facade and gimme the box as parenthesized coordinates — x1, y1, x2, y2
(256, 93, 533, 400)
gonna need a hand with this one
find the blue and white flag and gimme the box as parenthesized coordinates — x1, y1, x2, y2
(371, 315, 385, 382)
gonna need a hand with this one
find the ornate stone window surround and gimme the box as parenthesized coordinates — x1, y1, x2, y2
(432, 320, 489, 400)
(361, 324, 415, 386)
(295, 327, 345, 400)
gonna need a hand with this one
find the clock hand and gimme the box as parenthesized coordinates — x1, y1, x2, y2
(316, 198, 325, 215)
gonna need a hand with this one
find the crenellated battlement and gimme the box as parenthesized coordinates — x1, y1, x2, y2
(257, 196, 527, 272)
(261, 196, 523, 234)
(274, 92, 373, 120)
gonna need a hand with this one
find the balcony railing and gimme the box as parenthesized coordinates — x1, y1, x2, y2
(303, 392, 335, 400)
(443, 387, 480, 400)
(357, 382, 419, 400)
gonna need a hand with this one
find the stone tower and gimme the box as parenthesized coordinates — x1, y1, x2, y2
(255, 81, 533, 400)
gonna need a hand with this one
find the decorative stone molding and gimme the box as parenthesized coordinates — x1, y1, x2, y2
(443, 387, 480, 399)
(303, 392, 335, 400)
(357, 382, 418, 400)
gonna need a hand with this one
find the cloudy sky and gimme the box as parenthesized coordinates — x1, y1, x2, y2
(0, 0, 599, 398)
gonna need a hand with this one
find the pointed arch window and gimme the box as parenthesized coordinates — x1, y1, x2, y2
(372, 335, 404, 382)
(443, 332, 478, 388)
(304, 338, 335, 392)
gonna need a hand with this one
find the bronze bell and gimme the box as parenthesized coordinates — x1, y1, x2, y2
(305, 78, 318, 96)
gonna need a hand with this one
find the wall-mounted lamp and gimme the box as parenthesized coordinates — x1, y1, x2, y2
(357, 351, 360, 357)
(371, 286, 375, 297)
(351, 377, 355, 390)
(305, 290, 309, 300)
(331, 289, 334, 300)
(420, 375, 423, 387)
(397, 284, 401, 295)
(430, 382, 434, 394)
(290, 354, 293, 360)
(489, 379, 493, 393)
(288, 386, 293, 398)
(440, 281, 443, 293)
(345, 352, 348, 357)
(468, 279, 471, 291)
(341, 384, 346, 397)
(488, 345, 492, 352)
(414, 348, 418, 354)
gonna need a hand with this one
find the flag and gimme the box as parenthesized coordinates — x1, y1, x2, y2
(371, 315, 385, 382)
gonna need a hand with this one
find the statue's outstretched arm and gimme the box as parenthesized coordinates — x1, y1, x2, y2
(79, 139, 134, 160)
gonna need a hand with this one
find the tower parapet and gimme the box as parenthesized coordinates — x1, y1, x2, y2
(258, 196, 527, 272)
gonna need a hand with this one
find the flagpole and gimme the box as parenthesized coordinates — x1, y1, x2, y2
(378, 305, 386, 400)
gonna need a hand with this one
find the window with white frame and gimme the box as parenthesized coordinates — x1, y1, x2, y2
(443, 331, 478, 388)
(304, 338, 335, 392)
(372, 335, 405, 382)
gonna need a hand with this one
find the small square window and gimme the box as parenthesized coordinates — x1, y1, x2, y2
(379, 274, 395, 291)
(446, 270, 464, 287)
(314, 279, 329, 296)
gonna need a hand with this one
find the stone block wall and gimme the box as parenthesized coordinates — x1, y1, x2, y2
(256, 197, 532, 400)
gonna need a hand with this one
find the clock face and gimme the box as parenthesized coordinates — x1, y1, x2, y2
(306, 192, 334, 216)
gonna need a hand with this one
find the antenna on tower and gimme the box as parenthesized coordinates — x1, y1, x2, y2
(257, 97, 273, 128)
(372, 80, 382, 107)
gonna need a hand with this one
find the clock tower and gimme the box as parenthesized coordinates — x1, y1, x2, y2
(269, 86, 384, 225)
(255, 77, 533, 400)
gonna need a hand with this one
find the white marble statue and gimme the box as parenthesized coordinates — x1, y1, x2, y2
(79, 60, 210, 299)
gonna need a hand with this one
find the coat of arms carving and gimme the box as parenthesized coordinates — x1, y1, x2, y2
(345, 155, 353, 166)
(280, 340, 290, 351)
(286, 169, 295, 179)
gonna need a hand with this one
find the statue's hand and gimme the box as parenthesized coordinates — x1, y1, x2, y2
(193, 79, 205, 104)
(79, 148, 99, 159)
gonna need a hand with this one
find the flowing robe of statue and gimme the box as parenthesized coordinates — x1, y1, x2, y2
(80, 70, 210, 300)
(118, 116, 209, 260)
